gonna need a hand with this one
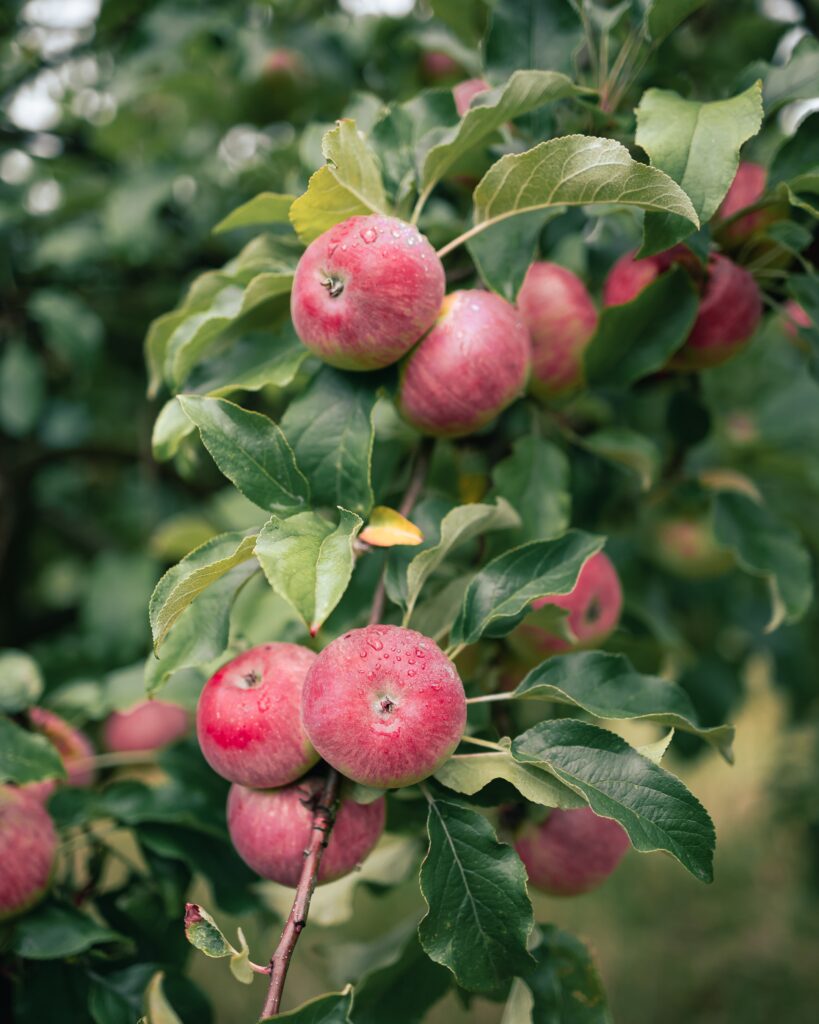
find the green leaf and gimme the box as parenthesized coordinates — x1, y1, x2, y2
(712, 491, 813, 632)
(144, 972, 183, 1024)
(429, 0, 488, 46)
(404, 499, 520, 622)
(255, 509, 363, 635)
(420, 71, 583, 194)
(0, 715, 65, 784)
(281, 367, 377, 516)
(352, 933, 452, 1024)
(512, 719, 715, 882)
(763, 40, 819, 113)
(0, 341, 44, 437)
(418, 796, 534, 994)
(435, 745, 584, 809)
(164, 284, 245, 391)
(581, 427, 661, 490)
(522, 925, 613, 1023)
(262, 989, 353, 1024)
(149, 532, 258, 651)
(771, 113, 819, 187)
(451, 531, 605, 646)
(408, 574, 475, 643)
(290, 120, 389, 244)
(584, 267, 699, 387)
(152, 398, 195, 462)
(12, 903, 124, 959)
(467, 210, 558, 301)
(513, 651, 734, 761)
(183, 903, 235, 959)
(186, 326, 309, 397)
(470, 135, 698, 247)
(229, 928, 254, 985)
(213, 192, 296, 234)
(643, 0, 706, 43)
(489, 437, 570, 545)
(179, 396, 309, 513)
(484, 0, 582, 79)
(636, 82, 763, 254)
(0, 649, 44, 713)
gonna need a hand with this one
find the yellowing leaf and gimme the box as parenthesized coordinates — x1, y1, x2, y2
(360, 506, 424, 547)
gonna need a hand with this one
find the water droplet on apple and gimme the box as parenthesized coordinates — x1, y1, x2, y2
(360, 227, 378, 244)
(414, 648, 426, 658)
(327, 243, 338, 257)
(407, 670, 416, 678)
(391, 228, 401, 238)
(367, 638, 384, 651)
(359, 649, 368, 659)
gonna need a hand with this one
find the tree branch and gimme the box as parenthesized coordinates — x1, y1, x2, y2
(259, 768, 340, 1020)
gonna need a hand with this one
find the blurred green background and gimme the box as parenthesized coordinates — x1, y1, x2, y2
(2, 1, 819, 1021)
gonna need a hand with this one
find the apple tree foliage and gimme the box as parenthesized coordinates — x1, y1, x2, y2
(2, 0, 819, 1021)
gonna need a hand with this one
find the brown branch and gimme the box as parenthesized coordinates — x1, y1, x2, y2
(259, 768, 340, 1020)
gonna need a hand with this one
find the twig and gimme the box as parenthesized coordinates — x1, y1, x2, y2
(459, 734, 506, 752)
(259, 768, 340, 1020)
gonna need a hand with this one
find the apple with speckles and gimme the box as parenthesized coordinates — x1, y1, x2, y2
(302, 625, 466, 788)
(517, 262, 598, 399)
(290, 215, 445, 371)
(227, 777, 385, 887)
(398, 290, 531, 437)
(197, 643, 319, 789)
(515, 806, 630, 895)
(0, 785, 58, 919)
(24, 707, 96, 802)
(104, 700, 189, 753)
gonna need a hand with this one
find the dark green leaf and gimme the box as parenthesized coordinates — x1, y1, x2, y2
(489, 437, 570, 545)
(484, 0, 582, 78)
(0, 715, 65, 784)
(12, 903, 125, 959)
(582, 427, 660, 490)
(644, 0, 706, 43)
(523, 925, 612, 1023)
(352, 933, 451, 1024)
(467, 210, 557, 301)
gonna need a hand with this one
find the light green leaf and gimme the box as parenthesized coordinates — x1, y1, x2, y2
(290, 119, 389, 244)
(0, 650, 44, 713)
(230, 928, 254, 985)
(0, 715, 66, 784)
(435, 746, 584, 809)
(255, 509, 363, 635)
(418, 796, 534, 994)
(214, 192, 296, 234)
(763, 41, 819, 113)
(513, 651, 734, 761)
(179, 396, 309, 513)
(408, 574, 475, 643)
(152, 398, 194, 462)
(186, 326, 309, 398)
(144, 972, 183, 1024)
(512, 719, 715, 882)
(451, 531, 605, 646)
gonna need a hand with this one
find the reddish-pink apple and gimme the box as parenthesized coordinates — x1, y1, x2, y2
(653, 516, 733, 579)
(783, 300, 813, 341)
(515, 806, 629, 895)
(517, 262, 598, 398)
(197, 643, 319, 789)
(25, 706, 96, 802)
(516, 551, 622, 656)
(227, 778, 385, 887)
(603, 250, 762, 370)
(713, 161, 777, 245)
(290, 215, 445, 370)
(104, 700, 189, 753)
(302, 625, 466, 788)
(452, 77, 491, 116)
(421, 51, 461, 83)
(398, 290, 531, 437)
(0, 785, 58, 919)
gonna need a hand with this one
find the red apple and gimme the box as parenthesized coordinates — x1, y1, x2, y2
(302, 625, 466, 789)
(421, 51, 461, 84)
(104, 700, 189, 753)
(452, 77, 491, 116)
(197, 643, 319, 789)
(653, 516, 734, 579)
(603, 250, 761, 370)
(226, 777, 385, 887)
(517, 262, 598, 398)
(783, 300, 813, 340)
(515, 806, 629, 895)
(516, 551, 622, 657)
(290, 215, 445, 371)
(712, 161, 775, 245)
(24, 707, 96, 802)
(398, 290, 531, 437)
(0, 785, 58, 920)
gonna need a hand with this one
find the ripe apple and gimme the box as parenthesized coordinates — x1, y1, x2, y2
(712, 161, 780, 246)
(514, 551, 623, 658)
(398, 290, 531, 437)
(603, 250, 762, 370)
(226, 778, 385, 888)
(25, 706, 96, 801)
(290, 215, 445, 371)
(420, 51, 461, 84)
(517, 262, 598, 398)
(0, 785, 58, 920)
(783, 300, 813, 342)
(452, 77, 491, 116)
(653, 515, 734, 579)
(104, 700, 189, 753)
(515, 806, 629, 895)
(197, 643, 319, 789)
(301, 625, 466, 788)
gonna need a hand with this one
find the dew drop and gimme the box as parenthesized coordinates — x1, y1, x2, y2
(367, 638, 384, 651)
(414, 648, 426, 658)
(407, 670, 416, 678)
(360, 227, 377, 244)
(407, 235, 417, 245)
(407, 658, 415, 665)
(341, 243, 348, 251)
(359, 649, 368, 659)
(391, 228, 401, 238)
(470, 303, 480, 312)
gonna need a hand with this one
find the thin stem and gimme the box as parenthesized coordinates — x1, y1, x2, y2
(410, 182, 435, 226)
(437, 221, 492, 259)
(459, 734, 506, 752)
(74, 750, 157, 770)
(600, 28, 639, 113)
(466, 692, 514, 705)
(445, 642, 466, 661)
(259, 768, 340, 1020)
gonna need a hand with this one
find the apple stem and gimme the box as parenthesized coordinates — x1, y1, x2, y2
(259, 767, 340, 1020)
(465, 692, 513, 704)
(73, 751, 158, 770)
(458, 735, 506, 752)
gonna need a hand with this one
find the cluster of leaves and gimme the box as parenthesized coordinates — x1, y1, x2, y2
(3, 0, 819, 1022)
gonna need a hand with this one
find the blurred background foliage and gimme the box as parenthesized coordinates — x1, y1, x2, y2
(2, 0, 819, 1021)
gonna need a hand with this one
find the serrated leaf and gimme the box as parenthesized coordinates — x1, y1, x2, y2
(418, 796, 534, 994)
(513, 651, 734, 761)
(512, 719, 715, 882)
(281, 367, 377, 516)
(179, 396, 309, 513)
(183, 903, 236, 959)
(435, 747, 584, 809)
(489, 437, 570, 546)
(643, 0, 706, 43)
(214, 192, 295, 234)
(0, 715, 65, 784)
(360, 506, 424, 548)
(636, 82, 763, 254)
(451, 531, 605, 646)
(469, 135, 698, 247)
(255, 509, 363, 634)
(584, 267, 699, 386)
(581, 427, 660, 490)
(187, 326, 309, 397)
(404, 499, 520, 622)
(164, 285, 245, 390)
(150, 532, 257, 650)
(0, 650, 44, 713)
(144, 972, 183, 1024)
(712, 491, 813, 632)
(420, 70, 583, 193)
(262, 989, 353, 1024)
(523, 925, 613, 1023)
(639, 730, 675, 765)
(290, 120, 389, 244)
